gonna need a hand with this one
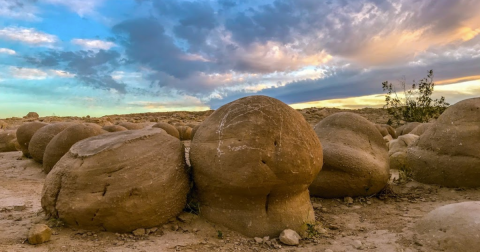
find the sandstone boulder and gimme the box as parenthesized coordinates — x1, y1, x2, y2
(0, 120, 7, 130)
(117, 122, 146, 130)
(388, 134, 419, 170)
(24, 112, 39, 119)
(409, 123, 433, 136)
(407, 98, 480, 187)
(41, 128, 189, 232)
(28, 123, 76, 163)
(310, 112, 389, 198)
(0, 130, 18, 152)
(396, 122, 421, 136)
(375, 124, 389, 137)
(176, 126, 192, 140)
(415, 202, 480, 252)
(16, 122, 48, 157)
(102, 125, 128, 132)
(152, 122, 180, 139)
(190, 95, 322, 237)
(43, 123, 105, 174)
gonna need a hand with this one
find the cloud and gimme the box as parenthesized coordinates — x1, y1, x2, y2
(71, 39, 117, 50)
(0, 0, 40, 21)
(6, 66, 75, 80)
(0, 27, 57, 46)
(41, 0, 106, 17)
(0, 48, 16, 55)
(24, 49, 126, 93)
(9, 67, 49, 80)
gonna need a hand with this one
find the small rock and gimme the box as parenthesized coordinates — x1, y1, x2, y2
(177, 212, 196, 223)
(344, 197, 354, 204)
(325, 249, 334, 252)
(315, 226, 328, 234)
(321, 207, 328, 213)
(312, 202, 323, 209)
(28, 224, 52, 245)
(279, 229, 301, 246)
(352, 240, 362, 249)
(171, 224, 179, 231)
(254, 237, 263, 244)
(13, 205, 26, 211)
(147, 227, 158, 234)
(263, 236, 270, 242)
(132, 228, 146, 236)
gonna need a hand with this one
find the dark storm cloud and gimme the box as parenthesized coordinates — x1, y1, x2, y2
(112, 18, 212, 79)
(208, 51, 480, 108)
(24, 49, 127, 93)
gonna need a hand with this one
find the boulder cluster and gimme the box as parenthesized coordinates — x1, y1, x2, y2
(2, 95, 478, 242)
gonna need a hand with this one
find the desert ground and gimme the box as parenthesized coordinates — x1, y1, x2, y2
(0, 108, 478, 252)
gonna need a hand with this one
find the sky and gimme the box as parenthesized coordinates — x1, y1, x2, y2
(0, 0, 479, 118)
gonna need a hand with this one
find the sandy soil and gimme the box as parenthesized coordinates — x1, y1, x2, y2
(1, 148, 478, 252)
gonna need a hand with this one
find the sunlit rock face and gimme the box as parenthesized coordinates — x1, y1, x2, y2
(407, 97, 480, 187)
(190, 95, 323, 237)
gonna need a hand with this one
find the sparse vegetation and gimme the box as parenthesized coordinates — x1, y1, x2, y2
(382, 70, 449, 126)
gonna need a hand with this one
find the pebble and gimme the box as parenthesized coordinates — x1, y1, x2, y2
(132, 228, 146, 236)
(254, 237, 263, 244)
(279, 229, 301, 246)
(344, 197, 354, 204)
(352, 240, 363, 249)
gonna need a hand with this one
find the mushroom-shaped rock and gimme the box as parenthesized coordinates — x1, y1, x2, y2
(28, 123, 76, 163)
(152, 122, 180, 139)
(117, 122, 146, 130)
(41, 128, 189, 232)
(0, 130, 18, 152)
(43, 123, 105, 174)
(176, 126, 192, 140)
(190, 95, 322, 237)
(407, 98, 480, 187)
(388, 134, 419, 170)
(415, 202, 480, 252)
(396, 122, 421, 136)
(310, 112, 389, 198)
(24, 112, 39, 119)
(102, 125, 128, 132)
(16, 122, 48, 157)
(409, 123, 433, 136)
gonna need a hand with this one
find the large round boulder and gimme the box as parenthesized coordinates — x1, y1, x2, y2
(41, 128, 189, 232)
(190, 95, 322, 237)
(152, 122, 180, 139)
(0, 130, 18, 152)
(407, 98, 480, 187)
(28, 123, 76, 163)
(43, 123, 105, 174)
(310, 112, 389, 198)
(415, 202, 480, 252)
(16, 122, 48, 157)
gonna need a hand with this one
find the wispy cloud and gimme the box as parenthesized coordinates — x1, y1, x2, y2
(0, 48, 16, 55)
(42, 0, 106, 17)
(0, 0, 41, 21)
(0, 27, 57, 46)
(7, 67, 75, 80)
(71, 39, 116, 50)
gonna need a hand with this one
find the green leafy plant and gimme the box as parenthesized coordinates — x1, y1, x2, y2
(382, 70, 449, 126)
(217, 230, 223, 239)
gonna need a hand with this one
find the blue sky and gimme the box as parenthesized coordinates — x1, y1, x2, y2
(0, 0, 479, 117)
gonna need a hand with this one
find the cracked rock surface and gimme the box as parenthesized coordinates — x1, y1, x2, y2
(190, 95, 323, 237)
